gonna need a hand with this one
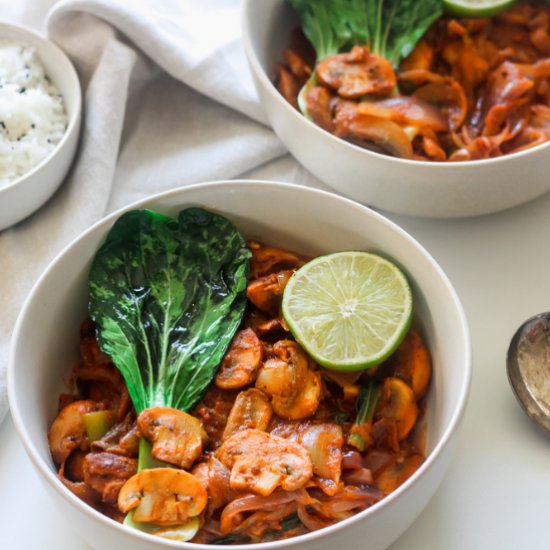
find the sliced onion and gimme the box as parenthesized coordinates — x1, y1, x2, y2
(220, 489, 310, 534)
(342, 451, 364, 470)
(358, 96, 448, 132)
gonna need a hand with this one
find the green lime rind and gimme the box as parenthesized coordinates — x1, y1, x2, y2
(282, 251, 413, 372)
(443, 0, 517, 17)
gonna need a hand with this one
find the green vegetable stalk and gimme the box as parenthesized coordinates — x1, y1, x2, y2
(289, 0, 444, 113)
(290, 0, 443, 66)
(89, 207, 251, 415)
(349, 381, 380, 451)
(82, 410, 115, 442)
(136, 438, 165, 471)
(88, 207, 251, 536)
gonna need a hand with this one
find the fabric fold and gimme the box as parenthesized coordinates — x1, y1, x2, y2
(1, 0, 326, 424)
(48, 0, 268, 124)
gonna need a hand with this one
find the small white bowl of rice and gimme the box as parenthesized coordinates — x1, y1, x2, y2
(0, 21, 81, 231)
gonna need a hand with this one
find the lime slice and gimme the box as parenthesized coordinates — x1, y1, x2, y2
(443, 0, 517, 17)
(282, 251, 412, 371)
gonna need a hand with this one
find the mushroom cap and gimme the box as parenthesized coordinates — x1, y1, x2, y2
(118, 468, 207, 526)
(137, 407, 207, 469)
(217, 428, 312, 496)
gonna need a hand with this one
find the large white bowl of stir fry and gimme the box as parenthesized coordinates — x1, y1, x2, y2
(8, 181, 470, 550)
(242, 0, 550, 218)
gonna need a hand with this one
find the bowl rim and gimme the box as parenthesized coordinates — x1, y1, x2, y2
(241, 0, 550, 169)
(0, 19, 82, 193)
(8, 180, 472, 549)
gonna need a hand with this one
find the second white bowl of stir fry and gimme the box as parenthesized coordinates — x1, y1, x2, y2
(8, 180, 471, 550)
(242, 0, 550, 218)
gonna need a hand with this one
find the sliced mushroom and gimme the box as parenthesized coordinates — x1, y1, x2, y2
(48, 400, 106, 465)
(83, 452, 137, 504)
(248, 241, 306, 279)
(317, 46, 397, 98)
(275, 370, 321, 420)
(388, 330, 432, 400)
(216, 428, 312, 496)
(137, 407, 207, 469)
(223, 388, 273, 440)
(215, 328, 263, 390)
(376, 377, 418, 441)
(255, 357, 301, 401)
(306, 86, 335, 131)
(246, 270, 294, 316)
(118, 468, 207, 526)
(256, 340, 321, 420)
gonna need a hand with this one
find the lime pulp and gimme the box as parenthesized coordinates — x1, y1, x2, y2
(282, 251, 413, 371)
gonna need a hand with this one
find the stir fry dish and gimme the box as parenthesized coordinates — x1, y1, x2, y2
(277, 0, 550, 161)
(47, 208, 432, 544)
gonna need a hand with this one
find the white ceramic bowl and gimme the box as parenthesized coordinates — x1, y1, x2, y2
(242, 0, 550, 218)
(0, 21, 81, 231)
(9, 181, 471, 550)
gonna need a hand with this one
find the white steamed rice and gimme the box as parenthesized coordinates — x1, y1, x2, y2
(0, 39, 68, 187)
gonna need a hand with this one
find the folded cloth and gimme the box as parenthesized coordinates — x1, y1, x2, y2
(0, 0, 329, 423)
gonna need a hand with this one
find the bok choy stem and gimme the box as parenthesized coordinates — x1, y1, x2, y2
(88, 207, 251, 537)
(288, 0, 444, 116)
(349, 381, 380, 451)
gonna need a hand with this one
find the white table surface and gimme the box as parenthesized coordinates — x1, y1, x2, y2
(2, 3, 550, 549)
(5, 192, 550, 550)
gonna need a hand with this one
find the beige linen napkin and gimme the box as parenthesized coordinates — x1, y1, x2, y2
(0, 0, 330, 423)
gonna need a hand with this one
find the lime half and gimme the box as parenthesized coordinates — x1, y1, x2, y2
(443, 0, 517, 17)
(282, 251, 412, 371)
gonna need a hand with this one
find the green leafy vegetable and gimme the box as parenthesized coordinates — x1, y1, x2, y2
(212, 534, 252, 545)
(280, 513, 302, 531)
(290, 0, 443, 119)
(356, 382, 380, 424)
(262, 513, 303, 542)
(89, 207, 250, 537)
(82, 410, 115, 442)
(364, 0, 444, 66)
(289, 0, 360, 62)
(348, 381, 380, 451)
(331, 411, 351, 425)
(88, 207, 251, 414)
(136, 438, 166, 471)
(289, 0, 443, 67)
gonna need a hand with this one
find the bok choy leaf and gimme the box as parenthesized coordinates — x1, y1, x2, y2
(362, 0, 444, 67)
(88, 207, 251, 414)
(289, 0, 443, 116)
(289, 0, 443, 67)
(348, 381, 380, 451)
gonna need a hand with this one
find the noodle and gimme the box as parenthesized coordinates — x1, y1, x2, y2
(276, 2, 550, 161)
(48, 241, 432, 544)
